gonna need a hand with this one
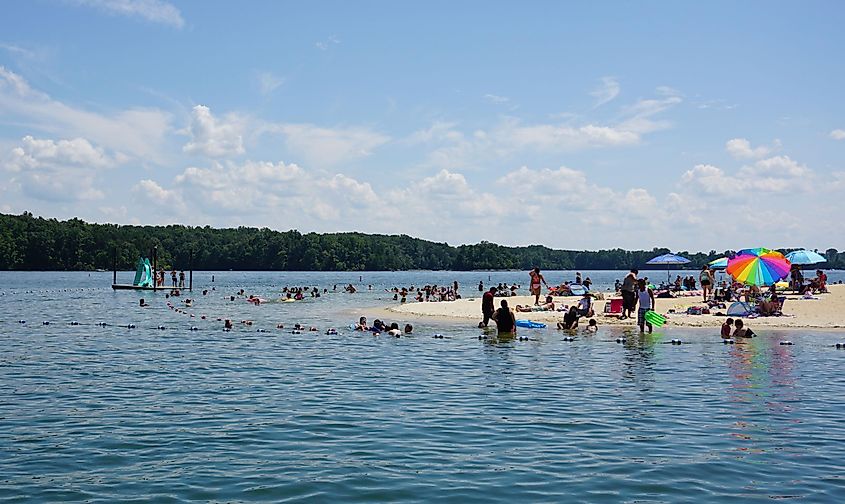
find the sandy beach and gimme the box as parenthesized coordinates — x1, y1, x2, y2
(385, 284, 845, 329)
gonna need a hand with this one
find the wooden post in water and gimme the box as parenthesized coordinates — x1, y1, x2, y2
(153, 246, 158, 290)
(112, 247, 117, 285)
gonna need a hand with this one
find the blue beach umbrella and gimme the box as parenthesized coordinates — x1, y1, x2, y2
(785, 250, 826, 265)
(646, 253, 691, 283)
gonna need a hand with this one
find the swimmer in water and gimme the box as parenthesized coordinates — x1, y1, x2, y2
(139, 298, 148, 307)
(585, 318, 598, 332)
(721, 318, 734, 339)
(733, 319, 754, 338)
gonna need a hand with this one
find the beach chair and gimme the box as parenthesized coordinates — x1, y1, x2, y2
(603, 298, 623, 317)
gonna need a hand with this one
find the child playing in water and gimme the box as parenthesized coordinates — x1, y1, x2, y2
(721, 318, 733, 339)
(585, 318, 598, 332)
(733, 319, 755, 338)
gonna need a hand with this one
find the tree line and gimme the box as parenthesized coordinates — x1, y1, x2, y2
(1, 212, 842, 271)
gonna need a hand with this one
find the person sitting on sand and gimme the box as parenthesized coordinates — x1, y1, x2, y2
(492, 299, 516, 334)
(577, 293, 593, 317)
(585, 318, 598, 332)
(557, 306, 580, 330)
(721, 318, 733, 339)
(516, 296, 555, 312)
(733, 319, 754, 338)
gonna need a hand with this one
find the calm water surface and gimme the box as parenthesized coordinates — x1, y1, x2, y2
(1, 271, 845, 502)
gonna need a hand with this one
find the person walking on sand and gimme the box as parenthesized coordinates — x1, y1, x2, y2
(700, 265, 713, 301)
(620, 269, 638, 320)
(636, 278, 656, 334)
(529, 267, 548, 305)
(478, 286, 497, 328)
(492, 299, 516, 334)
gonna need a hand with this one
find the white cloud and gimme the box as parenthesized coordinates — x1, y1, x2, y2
(484, 94, 510, 104)
(70, 0, 185, 28)
(182, 105, 245, 158)
(0, 66, 172, 162)
(590, 77, 620, 108)
(315, 35, 340, 50)
(275, 123, 390, 167)
(499, 121, 640, 151)
(830, 129, 845, 140)
(616, 92, 683, 135)
(681, 155, 811, 198)
(1, 135, 124, 202)
(0, 43, 37, 59)
(256, 71, 285, 96)
(725, 138, 780, 159)
(132, 179, 186, 213)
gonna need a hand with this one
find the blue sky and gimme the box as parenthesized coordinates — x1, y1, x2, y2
(1, 1, 843, 251)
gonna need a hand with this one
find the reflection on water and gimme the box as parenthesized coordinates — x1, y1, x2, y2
(1, 271, 845, 502)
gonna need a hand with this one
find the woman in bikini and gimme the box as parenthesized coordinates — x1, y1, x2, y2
(699, 265, 713, 301)
(529, 267, 548, 305)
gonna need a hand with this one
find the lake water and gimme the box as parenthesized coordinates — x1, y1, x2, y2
(2, 271, 845, 502)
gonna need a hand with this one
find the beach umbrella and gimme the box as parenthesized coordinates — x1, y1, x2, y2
(708, 257, 728, 270)
(646, 253, 691, 283)
(785, 250, 826, 265)
(726, 248, 791, 286)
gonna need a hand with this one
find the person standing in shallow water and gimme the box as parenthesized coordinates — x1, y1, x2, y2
(492, 299, 516, 334)
(636, 278, 656, 334)
(620, 269, 638, 320)
(529, 267, 548, 305)
(478, 286, 497, 328)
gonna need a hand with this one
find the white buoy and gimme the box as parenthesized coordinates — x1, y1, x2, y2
(723, 339, 735, 344)
(127, 324, 136, 329)
(69, 321, 79, 326)
(42, 321, 50, 325)
(780, 341, 793, 346)
(671, 339, 682, 345)
(616, 338, 625, 343)
(18, 320, 25, 324)
(190, 326, 199, 331)
(157, 325, 166, 330)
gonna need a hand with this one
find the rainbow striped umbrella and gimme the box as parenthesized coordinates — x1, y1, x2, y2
(726, 248, 791, 286)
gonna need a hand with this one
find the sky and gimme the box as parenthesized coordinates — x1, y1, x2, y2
(1, 1, 844, 252)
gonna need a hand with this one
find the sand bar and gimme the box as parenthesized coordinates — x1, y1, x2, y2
(385, 284, 845, 329)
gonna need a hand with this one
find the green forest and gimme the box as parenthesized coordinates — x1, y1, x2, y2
(1, 212, 842, 271)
